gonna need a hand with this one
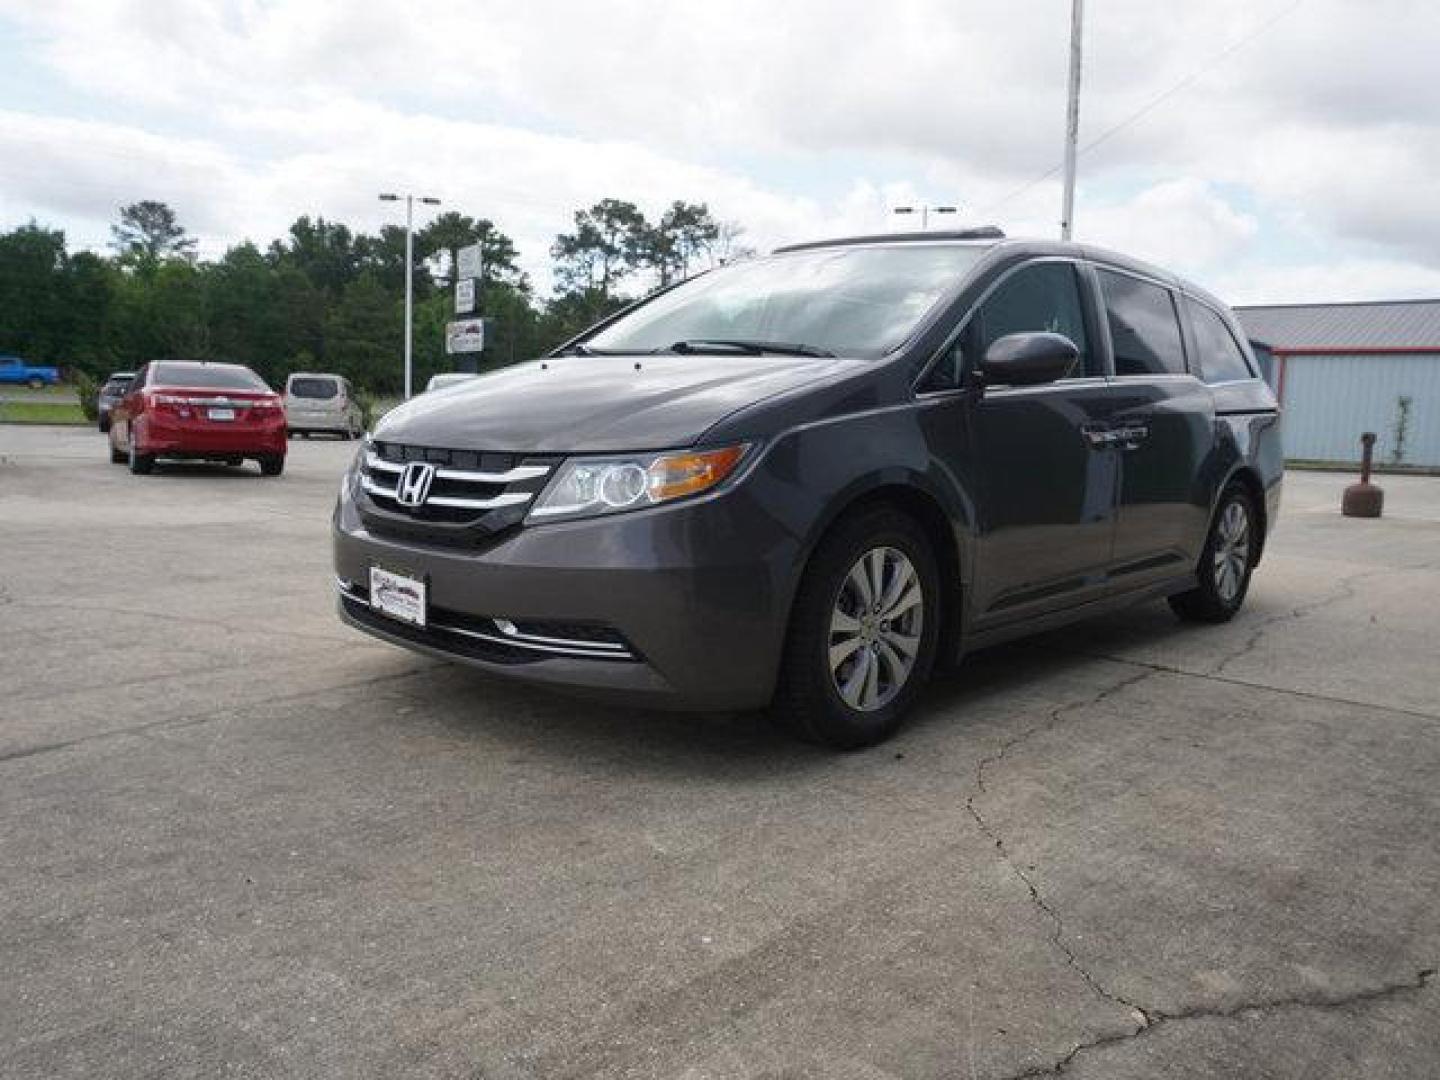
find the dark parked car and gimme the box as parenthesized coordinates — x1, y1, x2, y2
(334, 230, 1282, 748)
(96, 371, 135, 432)
(108, 361, 287, 476)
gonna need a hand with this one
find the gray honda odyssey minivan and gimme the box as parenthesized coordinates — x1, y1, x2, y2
(334, 229, 1281, 748)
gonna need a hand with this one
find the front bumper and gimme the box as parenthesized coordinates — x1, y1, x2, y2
(332, 479, 802, 711)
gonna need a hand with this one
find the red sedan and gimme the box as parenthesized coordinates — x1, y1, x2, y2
(108, 361, 288, 476)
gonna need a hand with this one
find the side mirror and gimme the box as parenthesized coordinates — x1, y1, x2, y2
(980, 332, 1079, 387)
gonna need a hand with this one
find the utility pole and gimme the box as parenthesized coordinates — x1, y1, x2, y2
(379, 192, 441, 399)
(1060, 0, 1084, 240)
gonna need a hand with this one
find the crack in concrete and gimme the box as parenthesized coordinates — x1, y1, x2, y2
(1000, 968, 1437, 1078)
(964, 668, 1156, 1021)
(1035, 645, 1440, 725)
(1208, 566, 1392, 676)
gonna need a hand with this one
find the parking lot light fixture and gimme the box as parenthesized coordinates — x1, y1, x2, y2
(378, 192, 442, 400)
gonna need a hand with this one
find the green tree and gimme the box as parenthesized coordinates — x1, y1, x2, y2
(268, 216, 359, 296)
(645, 201, 720, 287)
(207, 243, 290, 383)
(110, 201, 196, 264)
(418, 213, 526, 291)
(0, 222, 70, 364)
(551, 198, 649, 300)
(325, 272, 398, 392)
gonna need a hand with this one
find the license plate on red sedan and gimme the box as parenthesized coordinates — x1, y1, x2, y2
(208, 407, 235, 421)
(370, 567, 426, 627)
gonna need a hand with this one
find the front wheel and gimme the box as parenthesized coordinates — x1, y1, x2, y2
(27, 377, 44, 390)
(128, 444, 154, 475)
(773, 507, 940, 749)
(1169, 483, 1258, 623)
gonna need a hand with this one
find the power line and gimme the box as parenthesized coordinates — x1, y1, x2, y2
(979, 0, 1309, 218)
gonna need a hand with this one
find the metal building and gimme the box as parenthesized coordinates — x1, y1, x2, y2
(1235, 300, 1440, 469)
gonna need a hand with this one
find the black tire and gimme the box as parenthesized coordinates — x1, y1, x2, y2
(27, 377, 43, 390)
(224, 456, 243, 467)
(258, 455, 284, 477)
(773, 506, 941, 750)
(109, 441, 126, 464)
(1169, 482, 1258, 623)
(128, 444, 154, 475)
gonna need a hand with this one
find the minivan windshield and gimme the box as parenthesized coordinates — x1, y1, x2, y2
(289, 377, 340, 399)
(583, 243, 988, 358)
(151, 362, 269, 391)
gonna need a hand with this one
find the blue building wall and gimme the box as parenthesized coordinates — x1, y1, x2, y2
(1281, 353, 1440, 467)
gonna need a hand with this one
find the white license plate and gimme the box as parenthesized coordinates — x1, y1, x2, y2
(370, 566, 426, 627)
(208, 407, 235, 421)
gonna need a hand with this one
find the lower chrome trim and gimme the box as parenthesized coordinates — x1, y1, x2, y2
(336, 578, 635, 661)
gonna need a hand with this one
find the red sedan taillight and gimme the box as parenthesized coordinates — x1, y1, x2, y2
(148, 392, 194, 418)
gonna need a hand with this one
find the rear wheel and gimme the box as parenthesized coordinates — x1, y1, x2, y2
(128, 443, 154, 475)
(773, 507, 940, 749)
(1169, 482, 1258, 623)
(258, 455, 284, 477)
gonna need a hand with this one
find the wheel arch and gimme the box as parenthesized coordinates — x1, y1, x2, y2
(791, 478, 968, 668)
(1223, 465, 1268, 565)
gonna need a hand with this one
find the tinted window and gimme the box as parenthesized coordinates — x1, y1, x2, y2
(1097, 269, 1186, 376)
(289, 377, 340, 399)
(1187, 298, 1254, 383)
(151, 363, 268, 390)
(925, 262, 1093, 390)
(586, 244, 986, 358)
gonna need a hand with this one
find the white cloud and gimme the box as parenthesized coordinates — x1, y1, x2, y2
(2, 0, 1439, 301)
(1082, 179, 1259, 275)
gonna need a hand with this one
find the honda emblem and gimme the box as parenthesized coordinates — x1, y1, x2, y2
(395, 462, 437, 507)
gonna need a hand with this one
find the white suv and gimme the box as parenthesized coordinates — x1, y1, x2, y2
(284, 373, 363, 439)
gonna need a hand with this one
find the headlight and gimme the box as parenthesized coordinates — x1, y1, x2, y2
(528, 444, 749, 523)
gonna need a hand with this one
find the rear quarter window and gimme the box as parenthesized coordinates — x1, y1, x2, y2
(1186, 298, 1256, 383)
(1096, 269, 1187, 377)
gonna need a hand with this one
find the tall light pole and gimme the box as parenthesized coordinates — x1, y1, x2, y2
(893, 204, 958, 231)
(1060, 0, 1085, 240)
(379, 192, 441, 400)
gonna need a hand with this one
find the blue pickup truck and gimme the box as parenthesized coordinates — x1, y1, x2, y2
(0, 356, 61, 388)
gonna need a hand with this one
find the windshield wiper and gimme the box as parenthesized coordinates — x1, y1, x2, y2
(662, 339, 836, 358)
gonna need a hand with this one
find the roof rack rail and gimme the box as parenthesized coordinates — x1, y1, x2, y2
(775, 227, 1005, 253)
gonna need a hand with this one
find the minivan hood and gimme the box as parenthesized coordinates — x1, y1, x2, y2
(373, 354, 862, 453)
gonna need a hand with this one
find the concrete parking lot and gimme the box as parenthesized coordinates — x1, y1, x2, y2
(2, 423, 1438, 1079)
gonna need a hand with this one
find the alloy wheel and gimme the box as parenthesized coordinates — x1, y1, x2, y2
(828, 546, 924, 712)
(1213, 500, 1250, 603)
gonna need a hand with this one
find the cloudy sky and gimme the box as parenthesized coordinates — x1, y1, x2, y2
(2, 0, 1438, 302)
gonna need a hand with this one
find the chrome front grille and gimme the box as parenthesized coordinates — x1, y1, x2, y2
(359, 440, 556, 530)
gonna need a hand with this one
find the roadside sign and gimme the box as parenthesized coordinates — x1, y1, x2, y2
(446, 318, 486, 355)
(456, 243, 483, 282)
(455, 278, 476, 314)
